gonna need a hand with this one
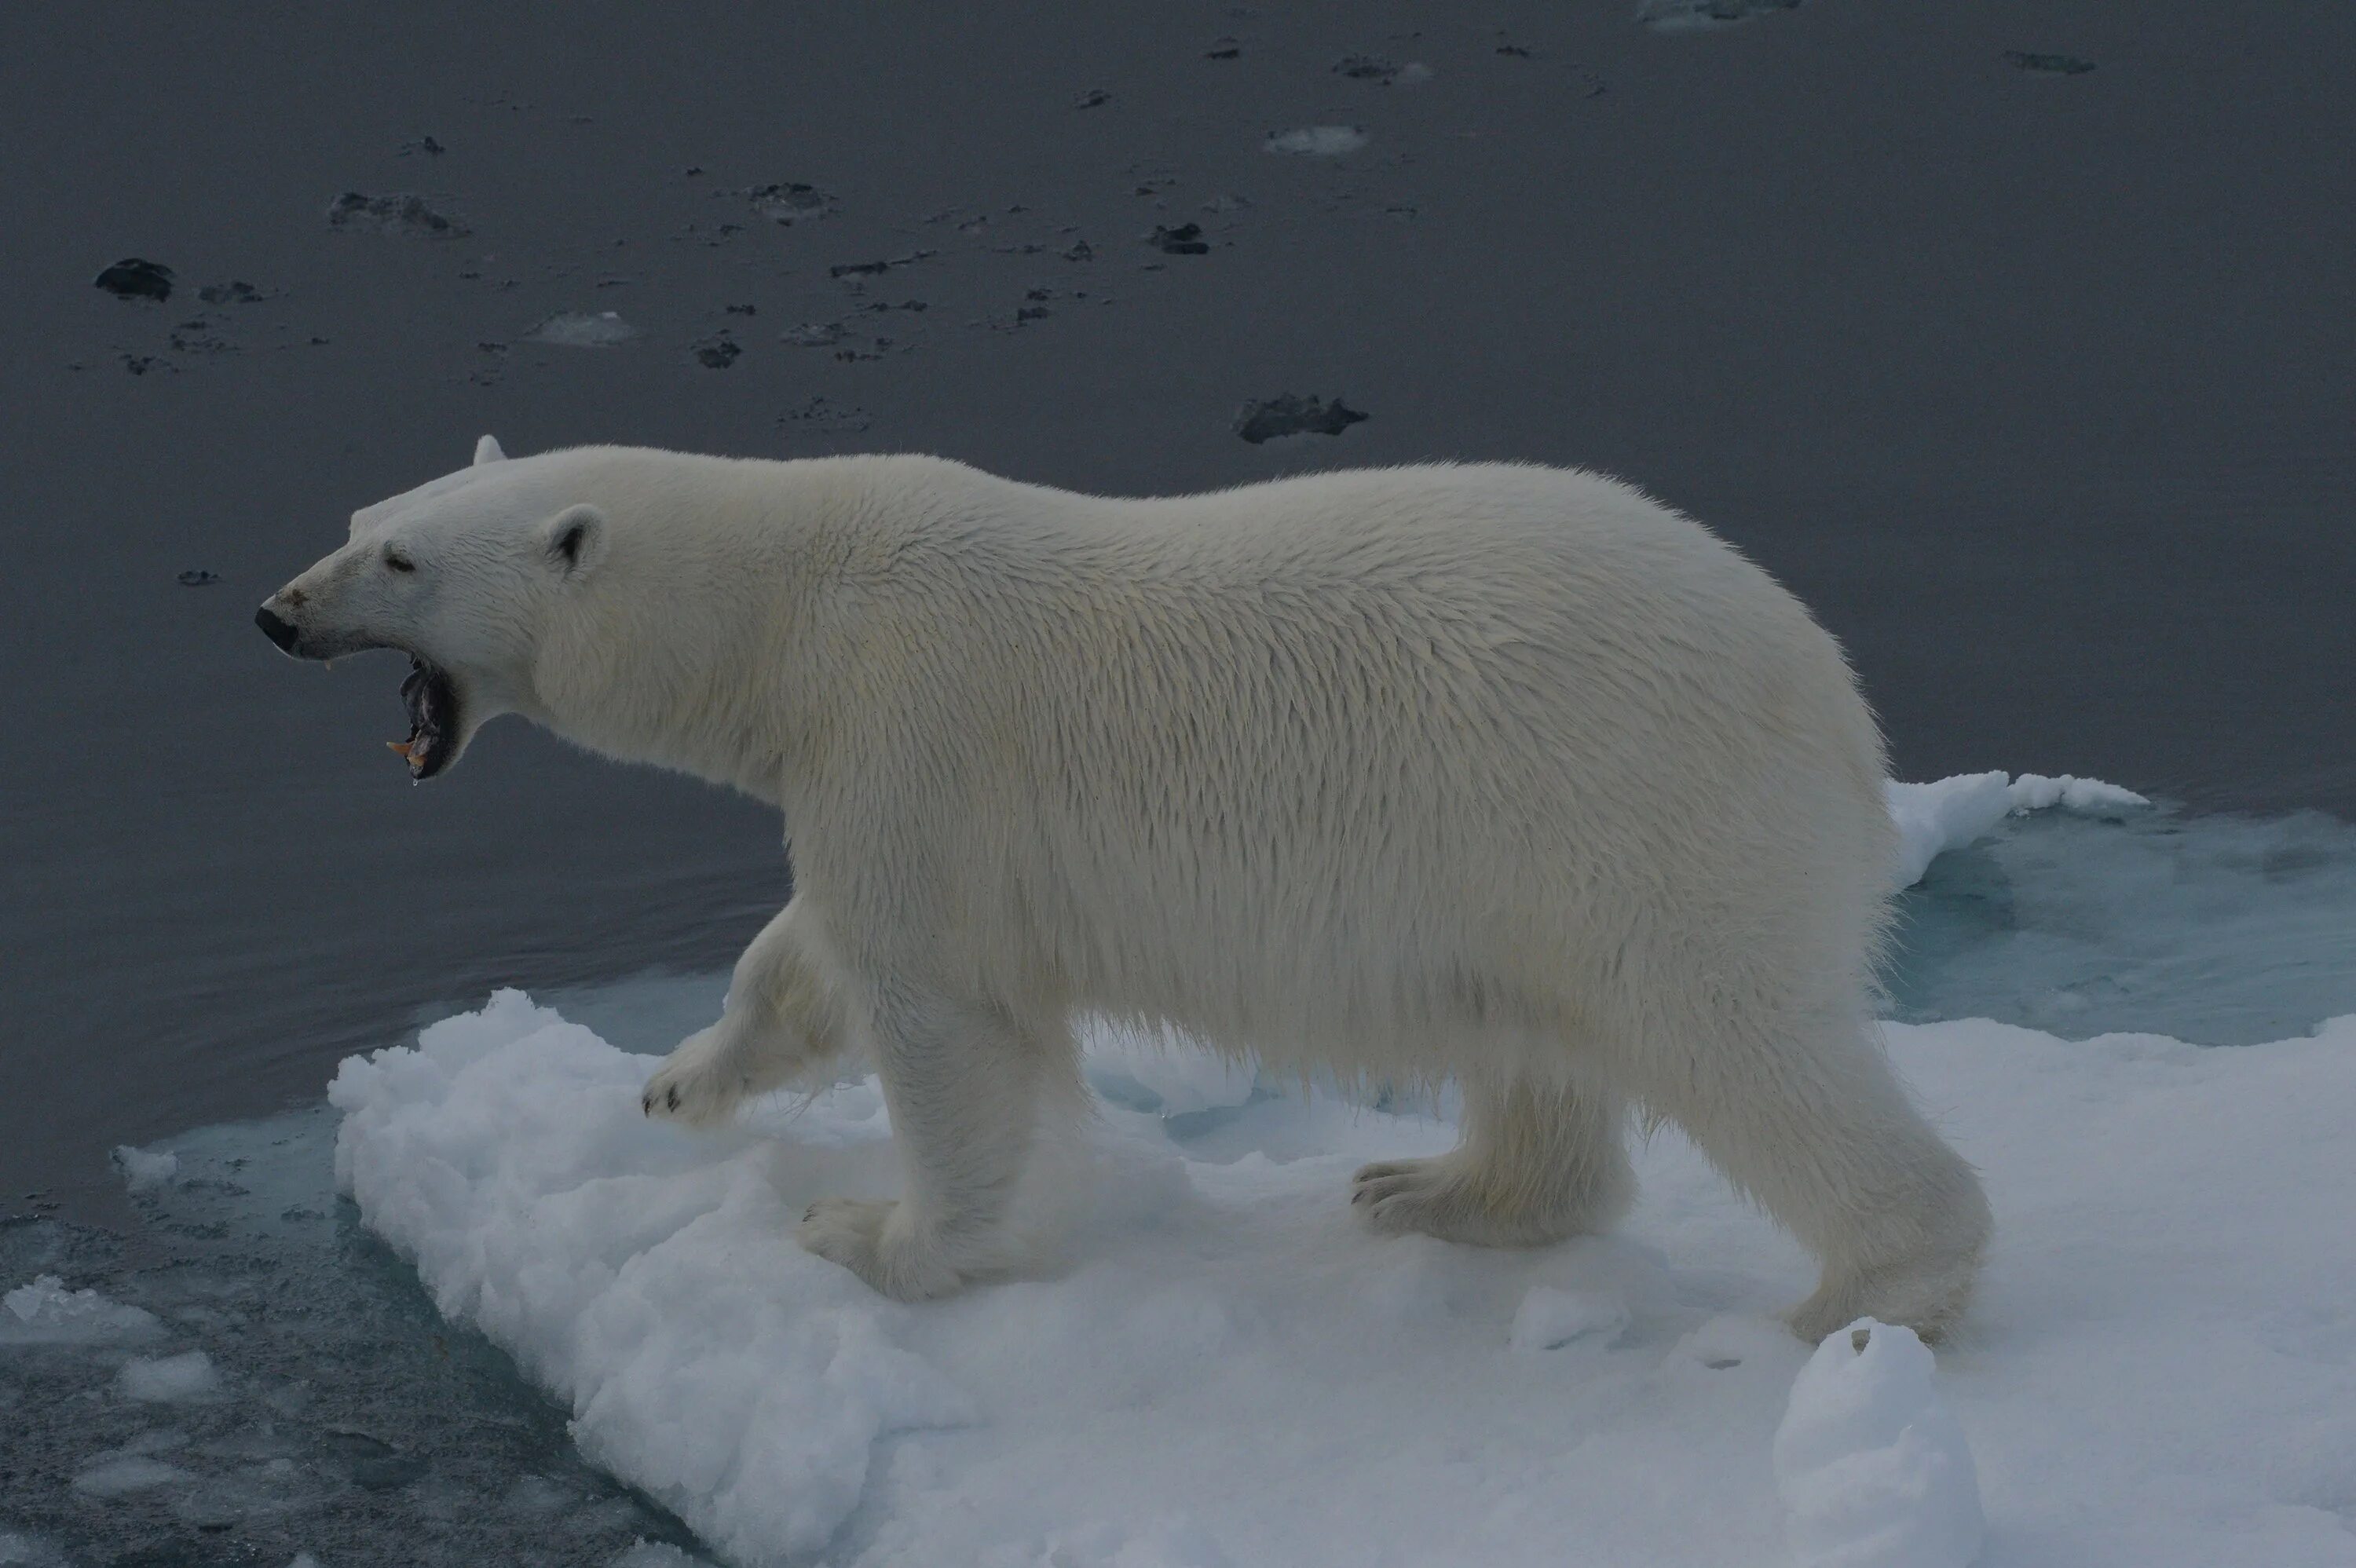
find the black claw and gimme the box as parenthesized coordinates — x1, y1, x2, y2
(803, 1204, 820, 1223)
(666, 1085, 681, 1111)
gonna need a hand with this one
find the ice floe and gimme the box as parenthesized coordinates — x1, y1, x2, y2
(327, 980, 2356, 1566)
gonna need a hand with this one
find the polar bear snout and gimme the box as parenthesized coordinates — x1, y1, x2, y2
(253, 589, 355, 660)
(254, 603, 302, 656)
(254, 581, 379, 663)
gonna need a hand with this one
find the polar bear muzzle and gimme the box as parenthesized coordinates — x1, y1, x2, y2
(254, 603, 463, 782)
(390, 656, 461, 781)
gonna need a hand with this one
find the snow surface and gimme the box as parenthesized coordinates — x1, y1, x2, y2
(1887, 772, 2149, 888)
(0, 1277, 163, 1347)
(1507, 1285, 1630, 1354)
(331, 987, 2356, 1567)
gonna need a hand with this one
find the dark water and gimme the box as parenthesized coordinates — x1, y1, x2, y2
(3, 0, 2352, 1249)
(0, 1116, 710, 1568)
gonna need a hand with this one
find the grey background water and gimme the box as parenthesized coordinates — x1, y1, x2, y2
(4, 0, 2353, 1244)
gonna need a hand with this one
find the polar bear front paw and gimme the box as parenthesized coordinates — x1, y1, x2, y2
(1353, 1157, 1492, 1242)
(641, 1023, 754, 1128)
(798, 1197, 966, 1301)
(1350, 1156, 1560, 1248)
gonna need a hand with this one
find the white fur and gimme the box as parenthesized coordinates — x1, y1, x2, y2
(265, 442, 1991, 1337)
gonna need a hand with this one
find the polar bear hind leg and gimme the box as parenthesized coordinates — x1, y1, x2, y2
(1353, 1069, 1634, 1247)
(1631, 1009, 1992, 1344)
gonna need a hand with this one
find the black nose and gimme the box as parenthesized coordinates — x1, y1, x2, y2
(255, 604, 302, 655)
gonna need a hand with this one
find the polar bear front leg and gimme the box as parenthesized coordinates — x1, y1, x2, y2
(799, 977, 1059, 1301)
(642, 899, 847, 1126)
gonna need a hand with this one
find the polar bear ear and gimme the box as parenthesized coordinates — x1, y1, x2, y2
(537, 503, 607, 579)
(473, 434, 507, 466)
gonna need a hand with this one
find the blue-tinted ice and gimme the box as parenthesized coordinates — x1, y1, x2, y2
(1889, 806, 2356, 1044)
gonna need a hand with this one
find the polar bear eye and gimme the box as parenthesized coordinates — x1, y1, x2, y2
(384, 549, 416, 574)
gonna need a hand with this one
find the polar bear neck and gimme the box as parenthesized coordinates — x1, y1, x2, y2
(522, 449, 868, 803)
(520, 450, 1030, 808)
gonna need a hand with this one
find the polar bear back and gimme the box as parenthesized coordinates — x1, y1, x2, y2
(753, 456, 1894, 1082)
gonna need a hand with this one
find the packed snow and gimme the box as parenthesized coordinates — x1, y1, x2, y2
(1506, 1285, 1630, 1354)
(331, 974, 2356, 1566)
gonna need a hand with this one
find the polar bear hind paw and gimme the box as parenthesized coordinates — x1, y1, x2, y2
(1786, 1250, 1980, 1347)
(798, 1197, 967, 1300)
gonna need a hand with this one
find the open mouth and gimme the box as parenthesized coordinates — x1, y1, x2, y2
(388, 657, 460, 781)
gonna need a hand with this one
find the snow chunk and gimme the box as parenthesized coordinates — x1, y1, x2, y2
(1888, 773, 2014, 887)
(2006, 773, 2149, 815)
(1509, 1285, 1628, 1352)
(1674, 1312, 1795, 1371)
(112, 1143, 179, 1192)
(1263, 126, 1367, 156)
(0, 1276, 163, 1346)
(117, 1350, 223, 1402)
(1888, 770, 2149, 886)
(1774, 1319, 1983, 1568)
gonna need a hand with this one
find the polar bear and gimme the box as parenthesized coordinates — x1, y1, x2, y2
(259, 438, 1991, 1340)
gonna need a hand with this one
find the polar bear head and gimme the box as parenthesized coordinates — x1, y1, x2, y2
(257, 435, 613, 780)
